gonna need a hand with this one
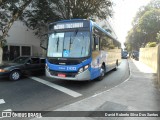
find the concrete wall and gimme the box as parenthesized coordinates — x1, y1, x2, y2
(157, 45, 160, 87)
(139, 46, 158, 73)
(6, 21, 43, 56)
(139, 45, 160, 87)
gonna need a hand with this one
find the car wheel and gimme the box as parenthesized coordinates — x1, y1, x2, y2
(9, 70, 21, 81)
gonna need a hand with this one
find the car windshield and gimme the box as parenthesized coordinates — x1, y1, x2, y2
(12, 57, 29, 63)
(47, 31, 90, 58)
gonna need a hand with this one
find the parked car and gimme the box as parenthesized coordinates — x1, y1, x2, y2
(0, 56, 45, 81)
(132, 51, 139, 60)
(122, 50, 128, 59)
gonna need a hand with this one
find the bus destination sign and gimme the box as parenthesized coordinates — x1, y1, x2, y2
(54, 22, 83, 30)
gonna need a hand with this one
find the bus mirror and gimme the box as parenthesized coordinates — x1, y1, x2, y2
(40, 40, 47, 50)
(40, 34, 48, 50)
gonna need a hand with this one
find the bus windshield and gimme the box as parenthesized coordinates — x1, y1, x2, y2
(47, 31, 90, 58)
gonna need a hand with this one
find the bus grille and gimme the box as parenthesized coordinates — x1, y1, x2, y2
(48, 59, 80, 65)
(49, 70, 77, 77)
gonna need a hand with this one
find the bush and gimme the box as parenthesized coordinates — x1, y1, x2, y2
(145, 42, 157, 47)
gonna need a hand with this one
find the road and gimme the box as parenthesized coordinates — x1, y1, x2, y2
(0, 59, 129, 112)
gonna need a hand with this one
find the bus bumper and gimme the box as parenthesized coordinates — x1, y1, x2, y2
(45, 69, 91, 81)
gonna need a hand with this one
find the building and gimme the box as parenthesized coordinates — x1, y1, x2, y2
(95, 18, 118, 40)
(2, 21, 44, 61)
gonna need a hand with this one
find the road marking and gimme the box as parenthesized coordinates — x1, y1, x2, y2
(0, 99, 5, 104)
(0, 99, 12, 119)
(30, 77, 82, 98)
(3, 109, 12, 111)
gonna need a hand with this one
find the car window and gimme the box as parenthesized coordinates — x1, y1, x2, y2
(40, 59, 45, 63)
(13, 57, 29, 63)
(31, 58, 40, 64)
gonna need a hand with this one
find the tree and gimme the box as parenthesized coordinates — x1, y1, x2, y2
(137, 9, 160, 43)
(21, 0, 113, 49)
(125, 0, 160, 51)
(22, 0, 113, 37)
(21, 0, 61, 37)
(0, 0, 33, 63)
(1, 0, 33, 45)
(48, 0, 112, 19)
(0, 0, 113, 63)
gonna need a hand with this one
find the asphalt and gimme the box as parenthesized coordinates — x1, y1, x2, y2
(32, 59, 160, 120)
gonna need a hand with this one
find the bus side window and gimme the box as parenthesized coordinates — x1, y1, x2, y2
(100, 39, 105, 50)
(92, 35, 99, 51)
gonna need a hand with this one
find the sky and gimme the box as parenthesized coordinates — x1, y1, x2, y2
(112, 0, 151, 47)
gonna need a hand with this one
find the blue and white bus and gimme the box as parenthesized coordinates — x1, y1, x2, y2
(45, 19, 121, 81)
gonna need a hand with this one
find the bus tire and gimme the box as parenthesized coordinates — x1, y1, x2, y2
(97, 65, 105, 81)
(113, 60, 118, 71)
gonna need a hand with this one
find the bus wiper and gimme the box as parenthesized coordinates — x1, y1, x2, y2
(69, 36, 72, 51)
(80, 36, 85, 56)
(69, 29, 78, 51)
(81, 47, 83, 55)
(56, 36, 59, 52)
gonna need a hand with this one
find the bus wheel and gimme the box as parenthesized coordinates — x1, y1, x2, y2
(97, 65, 105, 81)
(113, 60, 118, 71)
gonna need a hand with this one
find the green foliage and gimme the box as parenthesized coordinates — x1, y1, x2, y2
(145, 42, 157, 47)
(0, 0, 113, 48)
(0, 0, 33, 44)
(126, 0, 160, 50)
(138, 9, 160, 34)
(124, 42, 132, 52)
(21, 0, 113, 37)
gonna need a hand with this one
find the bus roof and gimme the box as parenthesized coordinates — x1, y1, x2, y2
(91, 21, 118, 41)
(49, 19, 87, 24)
(49, 19, 119, 42)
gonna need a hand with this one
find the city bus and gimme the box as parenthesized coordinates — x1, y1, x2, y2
(45, 19, 121, 81)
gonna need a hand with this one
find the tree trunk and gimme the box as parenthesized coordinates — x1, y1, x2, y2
(0, 47, 3, 64)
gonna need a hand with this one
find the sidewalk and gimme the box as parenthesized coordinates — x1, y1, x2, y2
(34, 59, 160, 120)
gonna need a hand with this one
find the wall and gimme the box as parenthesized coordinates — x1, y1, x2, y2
(139, 46, 158, 73)
(140, 45, 160, 87)
(157, 45, 160, 87)
(6, 21, 43, 56)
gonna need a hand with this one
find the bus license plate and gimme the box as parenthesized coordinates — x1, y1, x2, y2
(58, 73, 66, 77)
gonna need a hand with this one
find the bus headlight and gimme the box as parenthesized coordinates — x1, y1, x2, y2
(84, 65, 89, 69)
(78, 65, 89, 74)
(45, 64, 49, 71)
